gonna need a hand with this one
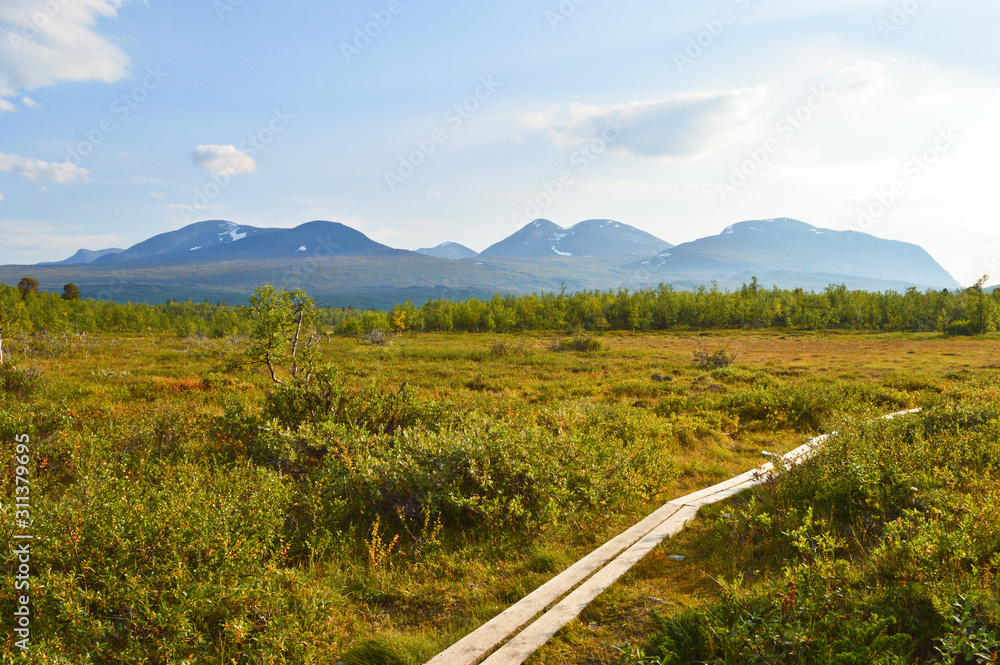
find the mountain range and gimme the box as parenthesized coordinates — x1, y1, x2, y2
(632, 218, 959, 293)
(478, 219, 673, 259)
(0, 217, 962, 307)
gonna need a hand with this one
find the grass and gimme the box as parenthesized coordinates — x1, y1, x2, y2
(605, 389, 1000, 664)
(0, 329, 998, 663)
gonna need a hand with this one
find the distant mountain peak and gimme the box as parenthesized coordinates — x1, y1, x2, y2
(38, 247, 124, 265)
(722, 218, 816, 235)
(415, 242, 478, 260)
(479, 218, 672, 259)
(89, 219, 398, 265)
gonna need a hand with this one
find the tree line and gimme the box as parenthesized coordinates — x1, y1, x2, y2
(0, 281, 356, 345)
(374, 278, 998, 335)
(1, 277, 997, 356)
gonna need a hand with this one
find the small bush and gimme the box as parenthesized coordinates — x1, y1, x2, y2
(261, 366, 447, 434)
(490, 337, 530, 357)
(341, 635, 434, 665)
(525, 545, 572, 574)
(0, 362, 43, 399)
(693, 345, 738, 369)
(944, 319, 978, 336)
(361, 329, 392, 346)
(552, 334, 603, 353)
(720, 382, 836, 432)
(465, 373, 500, 392)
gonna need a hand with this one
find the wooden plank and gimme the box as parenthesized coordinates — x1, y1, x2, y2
(424, 501, 686, 665)
(674, 467, 762, 506)
(425, 408, 922, 665)
(479, 505, 701, 665)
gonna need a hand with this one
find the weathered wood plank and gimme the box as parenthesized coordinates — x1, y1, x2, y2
(479, 505, 701, 665)
(423, 501, 686, 665)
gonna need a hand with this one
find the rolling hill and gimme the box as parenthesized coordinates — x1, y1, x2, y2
(39, 248, 124, 265)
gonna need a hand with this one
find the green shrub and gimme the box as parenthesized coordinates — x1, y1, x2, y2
(641, 397, 1000, 663)
(944, 319, 978, 336)
(720, 382, 837, 431)
(289, 402, 677, 539)
(552, 334, 603, 352)
(717, 380, 914, 433)
(693, 346, 738, 369)
(4, 456, 311, 663)
(489, 337, 531, 357)
(341, 635, 434, 665)
(262, 365, 448, 433)
(361, 329, 392, 346)
(0, 362, 43, 399)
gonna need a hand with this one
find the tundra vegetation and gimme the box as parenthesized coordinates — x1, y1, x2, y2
(0, 281, 998, 664)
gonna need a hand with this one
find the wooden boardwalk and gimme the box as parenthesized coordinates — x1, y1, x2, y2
(425, 409, 921, 665)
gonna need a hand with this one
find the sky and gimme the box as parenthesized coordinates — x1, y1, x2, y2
(0, 0, 998, 285)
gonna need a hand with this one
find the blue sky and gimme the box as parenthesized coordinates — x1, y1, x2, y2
(1, 0, 998, 284)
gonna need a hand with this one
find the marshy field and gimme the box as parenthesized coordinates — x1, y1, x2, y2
(3, 307, 1000, 663)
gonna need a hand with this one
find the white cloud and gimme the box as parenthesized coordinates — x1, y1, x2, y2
(191, 144, 256, 176)
(0, 0, 135, 100)
(828, 60, 894, 93)
(522, 105, 559, 130)
(0, 151, 90, 183)
(527, 88, 769, 159)
(147, 190, 164, 200)
(0, 99, 14, 112)
(21, 96, 41, 109)
(0, 193, 4, 202)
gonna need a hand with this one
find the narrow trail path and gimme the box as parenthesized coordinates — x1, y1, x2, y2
(425, 408, 921, 665)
